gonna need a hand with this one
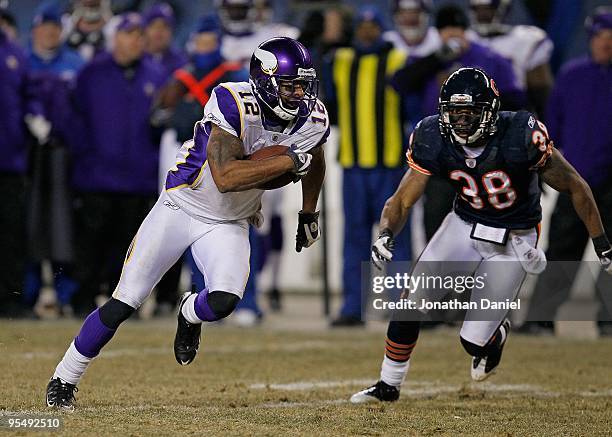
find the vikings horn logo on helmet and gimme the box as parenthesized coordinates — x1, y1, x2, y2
(254, 48, 278, 75)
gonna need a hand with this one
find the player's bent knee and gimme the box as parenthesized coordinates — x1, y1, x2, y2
(460, 336, 488, 358)
(207, 291, 240, 319)
(99, 298, 136, 329)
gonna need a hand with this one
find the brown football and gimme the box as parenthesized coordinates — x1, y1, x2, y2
(247, 145, 297, 190)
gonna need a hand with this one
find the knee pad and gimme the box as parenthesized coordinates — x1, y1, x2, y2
(99, 298, 136, 329)
(207, 291, 240, 319)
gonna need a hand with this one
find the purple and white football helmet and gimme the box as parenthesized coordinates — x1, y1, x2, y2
(249, 37, 319, 121)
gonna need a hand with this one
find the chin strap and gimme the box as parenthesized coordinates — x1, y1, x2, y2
(451, 128, 485, 145)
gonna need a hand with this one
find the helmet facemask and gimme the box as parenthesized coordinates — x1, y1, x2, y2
(394, 8, 429, 44)
(217, 0, 257, 35)
(469, 0, 511, 36)
(251, 70, 319, 121)
(439, 100, 497, 146)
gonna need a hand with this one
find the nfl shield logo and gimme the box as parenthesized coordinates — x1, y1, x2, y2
(466, 158, 477, 168)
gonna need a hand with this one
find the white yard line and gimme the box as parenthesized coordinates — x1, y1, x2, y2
(248, 379, 602, 399)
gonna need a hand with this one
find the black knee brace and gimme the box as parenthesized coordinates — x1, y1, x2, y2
(207, 291, 240, 319)
(99, 298, 136, 329)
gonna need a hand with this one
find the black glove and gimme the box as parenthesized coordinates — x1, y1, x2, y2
(593, 235, 612, 275)
(296, 210, 320, 252)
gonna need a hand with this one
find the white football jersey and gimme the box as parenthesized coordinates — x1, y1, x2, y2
(468, 25, 553, 90)
(222, 24, 300, 67)
(165, 81, 329, 223)
(383, 26, 442, 57)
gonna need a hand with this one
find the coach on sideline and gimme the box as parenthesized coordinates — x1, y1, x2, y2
(325, 6, 411, 327)
(67, 13, 166, 316)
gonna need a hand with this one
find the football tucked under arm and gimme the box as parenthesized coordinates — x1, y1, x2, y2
(207, 126, 295, 193)
(247, 145, 302, 190)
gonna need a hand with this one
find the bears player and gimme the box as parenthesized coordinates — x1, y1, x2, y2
(351, 67, 612, 403)
(45, 37, 329, 411)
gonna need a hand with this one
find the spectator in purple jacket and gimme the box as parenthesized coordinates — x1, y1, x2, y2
(143, 2, 187, 81)
(520, 7, 612, 335)
(68, 13, 166, 315)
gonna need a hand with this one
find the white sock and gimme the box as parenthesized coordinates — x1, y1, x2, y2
(181, 293, 202, 324)
(53, 341, 93, 385)
(380, 356, 410, 388)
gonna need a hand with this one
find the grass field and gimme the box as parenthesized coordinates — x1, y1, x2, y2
(1, 304, 612, 436)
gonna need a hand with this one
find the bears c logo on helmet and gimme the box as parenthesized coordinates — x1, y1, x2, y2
(490, 78, 500, 97)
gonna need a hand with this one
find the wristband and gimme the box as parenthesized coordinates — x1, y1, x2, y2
(593, 235, 611, 254)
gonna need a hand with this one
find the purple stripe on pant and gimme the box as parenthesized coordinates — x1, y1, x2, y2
(74, 308, 116, 358)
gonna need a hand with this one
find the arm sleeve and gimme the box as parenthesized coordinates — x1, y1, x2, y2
(201, 85, 242, 138)
(524, 114, 553, 169)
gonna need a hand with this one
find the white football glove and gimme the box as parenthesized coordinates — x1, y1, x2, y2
(371, 229, 395, 270)
(285, 146, 312, 177)
(593, 235, 612, 275)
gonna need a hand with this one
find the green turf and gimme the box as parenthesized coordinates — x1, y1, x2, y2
(1, 319, 611, 436)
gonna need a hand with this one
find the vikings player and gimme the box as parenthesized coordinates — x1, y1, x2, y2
(216, 0, 299, 67)
(383, 0, 441, 57)
(351, 68, 611, 403)
(468, 0, 554, 116)
(46, 37, 329, 410)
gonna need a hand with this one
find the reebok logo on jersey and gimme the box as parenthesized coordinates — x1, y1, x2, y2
(205, 113, 222, 124)
(163, 200, 180, 210)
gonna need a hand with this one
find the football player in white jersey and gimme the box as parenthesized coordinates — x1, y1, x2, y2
(45, 37, 330, 411)
(468, 0, 554, 116)
(383, 0, 441, 57)
(216, 0, 299, 67)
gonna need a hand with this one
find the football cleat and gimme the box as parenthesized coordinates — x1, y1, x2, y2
(174, 292, 202, 366)
(350, 380, 400, 404)
(471, 319, 511, 381)
(46, 377, 78, 411)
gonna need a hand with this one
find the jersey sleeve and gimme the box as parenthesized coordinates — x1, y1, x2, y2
(406, 121, 440, 176)
(201, 85, 243, 138)
(524, 113, 553, 169)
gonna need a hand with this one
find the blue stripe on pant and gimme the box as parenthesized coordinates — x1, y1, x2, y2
(340, 167, 411, 317)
